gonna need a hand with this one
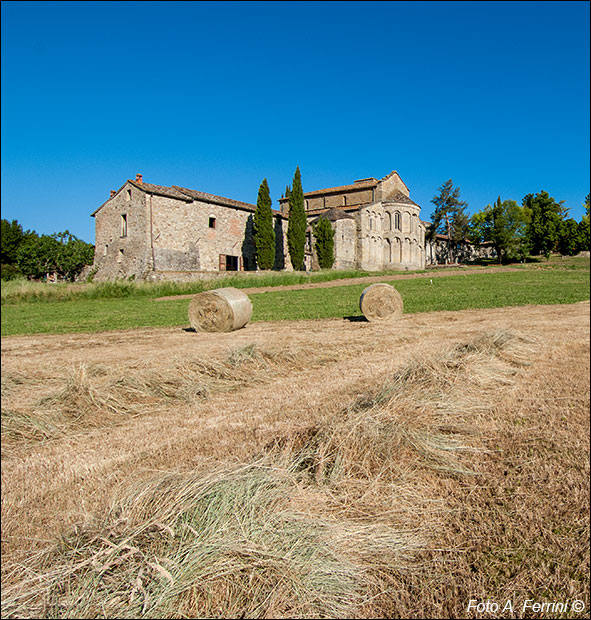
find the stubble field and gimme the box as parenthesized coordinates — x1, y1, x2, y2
(1, 297, 589, 618)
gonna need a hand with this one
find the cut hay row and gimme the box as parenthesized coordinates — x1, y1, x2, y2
(1, 463, 419, 620)
(0, 344, 300, 455)
(0, 330, 541, 619)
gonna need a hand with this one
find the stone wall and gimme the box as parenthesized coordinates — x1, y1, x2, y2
(332, 218, 357, 269)
(357, 201, 425, 271)
(92, 182, 150, 280)
(375, 171, 410, 201)
(150, 195, 257, 273)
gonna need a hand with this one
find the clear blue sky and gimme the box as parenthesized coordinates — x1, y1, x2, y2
(1, 0, 589, 244)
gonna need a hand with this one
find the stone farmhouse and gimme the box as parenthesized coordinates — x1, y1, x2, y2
(90, 170, 426, 281)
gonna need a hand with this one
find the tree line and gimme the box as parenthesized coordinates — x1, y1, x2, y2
(428, 179, 590, 263)
(253, 166, 334, 271)
(1, 220, 95, 281)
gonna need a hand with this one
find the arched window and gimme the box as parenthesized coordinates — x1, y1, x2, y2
(386, 212, 392, 231)
(383, 238, 392, 264)
(394, 211, 401, 231)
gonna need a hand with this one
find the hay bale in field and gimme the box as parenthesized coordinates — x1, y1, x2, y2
(359, 283, 403, 322)
(188, 287, 253, 332)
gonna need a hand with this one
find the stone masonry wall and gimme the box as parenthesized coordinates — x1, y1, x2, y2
(333, 219, 357, 269)
(150, 195, 256, 273)
(92, 182, 149, 280)
(375, 171, 409, 201)
(357, 201, 425, 271)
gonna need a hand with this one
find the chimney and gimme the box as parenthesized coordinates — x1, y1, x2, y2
(110, 190, 116, 197)
(136, 173, 143, 184)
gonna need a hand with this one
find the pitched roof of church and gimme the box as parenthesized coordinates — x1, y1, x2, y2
(384, 190, 419, 207)
(279, 178, 378, 202)
(309, 207, 357, 221)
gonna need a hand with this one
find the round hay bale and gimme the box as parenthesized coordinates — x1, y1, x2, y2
(359, 283, 403, 323)
(188, 287, 253, 332)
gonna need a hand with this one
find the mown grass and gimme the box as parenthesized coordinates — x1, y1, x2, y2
(252, 269, 590, 322)
(2, 268, 588, 336)
(0, 332, 533, 619)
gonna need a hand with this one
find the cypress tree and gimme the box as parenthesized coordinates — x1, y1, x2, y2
(287, 166, 307, 270)
(253, 178, 275, 270)
(313, 216, 335, 269)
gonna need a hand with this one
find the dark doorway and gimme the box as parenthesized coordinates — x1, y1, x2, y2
(226, 255, 239, 271)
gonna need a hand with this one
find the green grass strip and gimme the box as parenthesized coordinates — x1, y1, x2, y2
(2, 270, 588, 336)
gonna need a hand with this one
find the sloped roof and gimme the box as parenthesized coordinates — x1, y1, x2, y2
(309, 207, 356, 222)
(279, 178, 378, 202)
(383, 190, 419, 207)
(172, 186, 256, 211)
(92, 178, 256, 216)
(130, 180, 193, 201)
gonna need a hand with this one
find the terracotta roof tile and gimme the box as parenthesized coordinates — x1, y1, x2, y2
(130, 180, 193, 201)
(279, 178, 378, 202)
(172, 186, 256, 211)
(383, 190, 419, 207)
(309, 207, 356, 221)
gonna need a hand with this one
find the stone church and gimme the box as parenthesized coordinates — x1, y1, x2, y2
(90, 170, 425, 280)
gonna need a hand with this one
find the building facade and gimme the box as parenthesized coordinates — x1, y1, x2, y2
(90, 170, 426, 280)
(280, 170, 426, 271)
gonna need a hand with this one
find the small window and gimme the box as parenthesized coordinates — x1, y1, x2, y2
(225, 255, 239, 271)
(103, 244, 108, 256)
(126, 189, 131, 201)
(209, 217, 216, 229)
(120, 214, 128, 237)
(343, 195, 347, 206)
(117, 248, 124, 263)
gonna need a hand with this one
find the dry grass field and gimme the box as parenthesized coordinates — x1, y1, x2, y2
(1, 301, 589, 618)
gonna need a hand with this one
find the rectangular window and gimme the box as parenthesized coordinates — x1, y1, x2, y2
(117, 248, 124, 263)
(209, 217, 216, 229)
(121, 214, 128, 237)
(103, 244, 108, 256)
(225, 255, 239, 271)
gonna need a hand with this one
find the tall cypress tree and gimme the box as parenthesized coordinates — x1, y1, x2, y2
(253, 178, 275, 270)
(313, 216, 335, 269)
(287, 166, 307, 270)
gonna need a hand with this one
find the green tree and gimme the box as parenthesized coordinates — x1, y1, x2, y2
(15, 231, 94, 281)
(1, 219, 26, 265)
(557, 218, 581, 257)
(287, 166, 307, 270)
(253, 178, 275, 270)
(313, 216, 335, 269)
(523, 191, 566, 259)
(16, 234, 61, 279)
(467, 210, 489, 246)
(429, 179, 469, 262)
(55, 232, 94, 281)
(469, 197, 527, 263)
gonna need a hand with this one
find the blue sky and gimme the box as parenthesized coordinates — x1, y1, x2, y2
(1, 0, 589, 244)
